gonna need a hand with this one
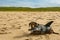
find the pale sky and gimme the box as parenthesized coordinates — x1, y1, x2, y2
(0, 0, 60, 8)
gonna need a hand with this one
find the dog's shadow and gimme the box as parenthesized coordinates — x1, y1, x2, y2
(14, 33, 31, 38)
(13, 32, 60, 39)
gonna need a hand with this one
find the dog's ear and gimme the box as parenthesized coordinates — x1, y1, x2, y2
(44, 21, 54, 27)
(29, 23, 31, 27)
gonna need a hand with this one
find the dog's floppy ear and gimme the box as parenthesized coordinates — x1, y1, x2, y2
(29, 22, 31, 27)
(44, 21, 54, 27)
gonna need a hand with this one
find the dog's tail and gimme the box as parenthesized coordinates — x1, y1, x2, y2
(44, 21, 54, 27)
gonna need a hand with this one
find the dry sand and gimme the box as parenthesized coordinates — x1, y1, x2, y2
(0, 11, 60, 40)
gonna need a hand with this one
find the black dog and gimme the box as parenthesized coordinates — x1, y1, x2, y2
(29, 21, 59, 34)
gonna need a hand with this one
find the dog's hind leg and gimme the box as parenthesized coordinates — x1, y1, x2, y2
(50, 29, 59, 34)
(44, 21, 54, 27)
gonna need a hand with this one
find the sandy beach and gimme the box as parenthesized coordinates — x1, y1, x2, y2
(0, 11, 60, 40)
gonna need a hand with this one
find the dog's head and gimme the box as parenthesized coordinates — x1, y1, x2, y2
(29, 22, 38, 28)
